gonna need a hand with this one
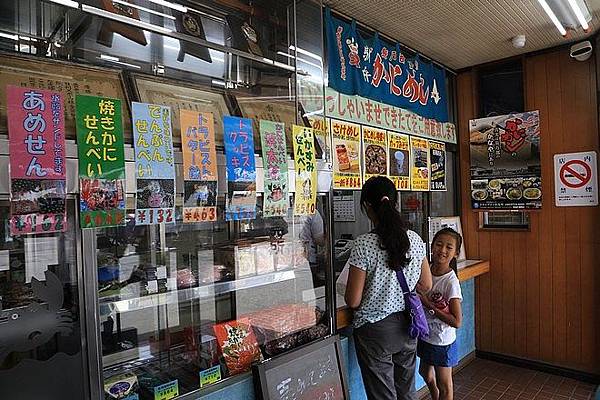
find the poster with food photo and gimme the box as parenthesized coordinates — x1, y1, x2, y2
(362, 126, 388, 182)
(469, 111, 541, 209)
(388, 132, 410, 190)
(429, 141, 446, 191)
(180, 110, 218, 223)
(331, 120, 362, 190)
(132, 102, 176, 225)
(410, 137, 430, 191)
(7, 86, 67, 235)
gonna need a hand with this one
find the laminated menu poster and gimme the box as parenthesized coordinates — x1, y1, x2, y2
(213, 318, 263, 375)
(410, 137, 430, 191)
(331, 120, 362, 190)
(76, 95, 126, 228)
(469, 111, 541, 210)
(429, 140, 447, 192)
(292, 125, 317, 216)
(388, 132, 410, 190)
(224, 116, 257, 220)
(362, 126, 388, 181)
(308, 116, 332, 163)
(180, 110, 218, 223)
(132, 102, 176, 225)
(260, 120, 288, 218)
(7, 85, 67, 235)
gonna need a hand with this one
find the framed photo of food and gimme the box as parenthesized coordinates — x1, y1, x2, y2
(362, 126, 388, 182)
(469, 111, 541, 210)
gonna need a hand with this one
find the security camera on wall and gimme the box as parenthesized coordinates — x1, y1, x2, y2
(570, 40, 593, 61)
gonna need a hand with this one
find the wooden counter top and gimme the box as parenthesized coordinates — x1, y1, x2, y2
(336, 259, 490, 330)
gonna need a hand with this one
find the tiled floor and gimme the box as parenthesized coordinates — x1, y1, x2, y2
(420, 358, 598, 400)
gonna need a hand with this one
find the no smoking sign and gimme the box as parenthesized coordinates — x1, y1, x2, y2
(554, 151, 598, 207)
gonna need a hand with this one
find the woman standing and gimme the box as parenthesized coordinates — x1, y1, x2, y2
(345, 176, 432, 400)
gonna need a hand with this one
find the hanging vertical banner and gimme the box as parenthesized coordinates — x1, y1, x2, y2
(307, 116, 332, 163)
(132, 102, 176, 225)
(387, 132, 410, 190)
(180, 110, 218, 223)
(429, 140, 447, 191)
(260, 120, 288, 217)
(362, 126, 388, 182)
(324, 8, 449, 122)
(331, 119, 362, 190)
(410, 137, 430, 191)
(292, 125, 317, 216)
(223, 116, 257, 220)
(7, 85, 67, 235)
(76, 95, 126, 228)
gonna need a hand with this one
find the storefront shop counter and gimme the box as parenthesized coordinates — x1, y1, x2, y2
(337, 259, 490, 399)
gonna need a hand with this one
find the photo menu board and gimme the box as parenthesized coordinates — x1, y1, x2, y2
(469, 111, 541, 210)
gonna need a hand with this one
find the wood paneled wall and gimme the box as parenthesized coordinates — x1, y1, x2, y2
(457, 46, 600, 375)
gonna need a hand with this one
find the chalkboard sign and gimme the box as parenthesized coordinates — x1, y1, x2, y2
(253, 335, 349, 400)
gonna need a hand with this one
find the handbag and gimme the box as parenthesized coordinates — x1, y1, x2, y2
(395, 268, 429, 340)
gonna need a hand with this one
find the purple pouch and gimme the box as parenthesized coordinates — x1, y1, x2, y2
(396, 269, 429, 340)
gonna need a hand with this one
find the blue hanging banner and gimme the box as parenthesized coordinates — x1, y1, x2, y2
(223, 116, 257, 220)
(325, 8, 449, 122)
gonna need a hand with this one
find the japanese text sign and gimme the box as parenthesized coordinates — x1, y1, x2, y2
(292, 125, 317, 216)
(332, 120, 362, 190)
(325, 87, 457, 144)
(325, 8, 449, 122)
(260, 120, 289, 217)
(410, 137, 430, 191)
(223, 116, 257, 220)
(7, 85, 67, 235)
(76, 95, 126, 228)
(308, 116, 332, 163)
(554, 151, 598, 207)
(132, 102, 175, 225)
(429, 141, 447, 191)
(362, 126, 388, 182)
(180, 110, 218, 223)
(469, 111, 541, 210)
(388, 132, 410, 190)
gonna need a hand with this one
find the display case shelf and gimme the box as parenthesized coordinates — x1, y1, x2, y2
(99, 269, 298, 315)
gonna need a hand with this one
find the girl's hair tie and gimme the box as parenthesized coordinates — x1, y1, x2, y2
(381, 196, 390, 202)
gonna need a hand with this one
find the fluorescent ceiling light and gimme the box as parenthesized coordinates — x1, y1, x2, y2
(112, 0, 175, 20)
(0, 32, 19, 40)
(566, 0, 589, 30)
(288, 45, 322, 62)
(98, 54, 141, 69)
(82, 4, 172, 34)
(145, 0, 187, 13)
(47, 0, 79, 9)
(537, 0, 567, 36)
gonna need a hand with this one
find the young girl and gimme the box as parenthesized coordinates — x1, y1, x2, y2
(418, 228, 463, 400)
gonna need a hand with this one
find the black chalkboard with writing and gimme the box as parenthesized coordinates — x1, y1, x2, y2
(253, 335, 349, 400)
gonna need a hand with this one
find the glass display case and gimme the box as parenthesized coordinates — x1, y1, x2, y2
(89, 191, 332, 399)
(0, 0, 332, 399)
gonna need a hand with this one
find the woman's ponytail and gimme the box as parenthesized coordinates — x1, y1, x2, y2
(361, 177, 411, 271)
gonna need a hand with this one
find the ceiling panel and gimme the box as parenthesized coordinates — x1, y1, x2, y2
(325, 0, 600, 69)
